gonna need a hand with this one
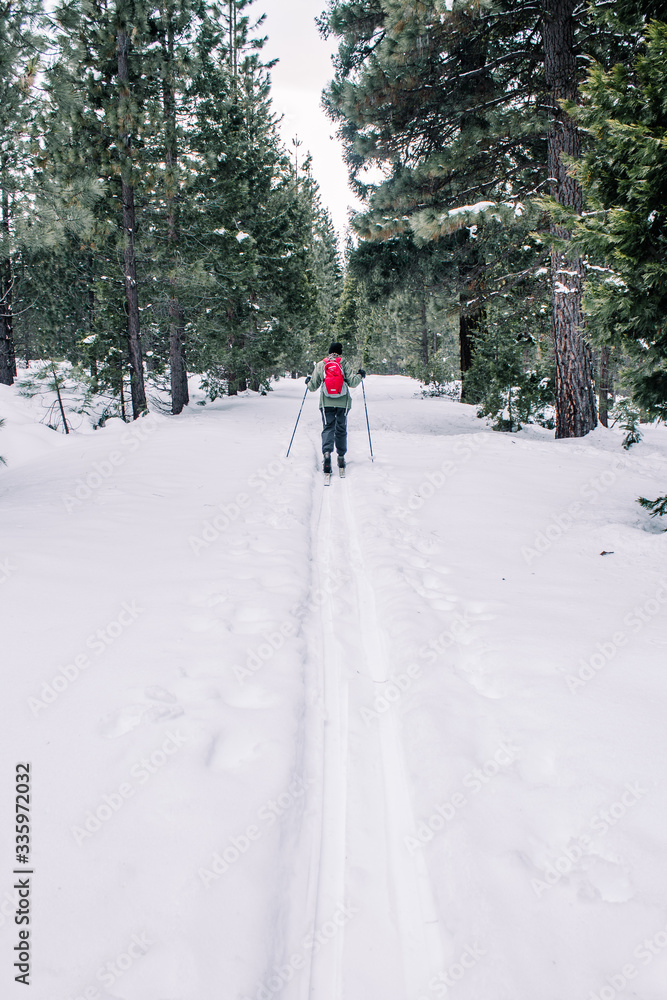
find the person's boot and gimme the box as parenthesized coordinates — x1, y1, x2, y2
(323, 451, 332, 474)
(337, 454, 345, 468)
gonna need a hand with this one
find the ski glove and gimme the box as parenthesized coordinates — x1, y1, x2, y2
(357, 369, 366, 378)
(305, 375, 311, 384)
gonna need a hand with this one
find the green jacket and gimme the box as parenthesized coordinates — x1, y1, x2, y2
(308, 355, 362, 411)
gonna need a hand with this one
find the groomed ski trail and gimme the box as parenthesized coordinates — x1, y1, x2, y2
(304, 475, 349, 999)
(302, 456, 444, 999)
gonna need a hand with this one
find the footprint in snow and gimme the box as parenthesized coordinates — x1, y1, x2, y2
(99, 689, 184, 737)
(456, 657, 509, 699)
(402, 567, 457, 610)
(189, 591, 228, 609)
(144, 685, 178, 703)
(206, 730, 262, 770)
(580, 860, 634, 903)
(185, 614, 220, 633)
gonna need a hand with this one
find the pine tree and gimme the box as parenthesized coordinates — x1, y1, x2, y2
(320, 0, 651, 435)
(116, 6, 148, 417)
(541, 0, 596, 437)
(0, 0, 44, 385)
(154, 0, 194, 413)
(570, 19, 667, 420)
(320, 0, 546, 399)
(13, 0, 336, 410)
(44, 0, 153, 418)
(184, 5, 326, 396)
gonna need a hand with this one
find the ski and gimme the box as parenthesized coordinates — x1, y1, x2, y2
(324, 473, 332, 486)
(338, 466, 346, 478)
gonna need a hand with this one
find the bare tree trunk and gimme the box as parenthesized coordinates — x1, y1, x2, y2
(0, 176, 16, 386)
(51, 363, 70, 434)
(117, 28, 147, 420)
(119, 356, 127, 422)
(455, 7, 490, 404)
(459, 306, 483, 403)
(598, 344, 612, 427)
(87, 255, 97, 382)
(420, 289, 429, 365)
(542, 0, 596, 438)
(162, 6, 189, 415)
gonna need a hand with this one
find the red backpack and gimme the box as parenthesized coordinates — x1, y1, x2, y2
(323, 355, 345, 395)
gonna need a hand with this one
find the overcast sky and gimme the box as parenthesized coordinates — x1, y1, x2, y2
(261, 0, 363, 242)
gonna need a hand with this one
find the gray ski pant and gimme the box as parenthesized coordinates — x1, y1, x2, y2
(321, 407, 347, 456)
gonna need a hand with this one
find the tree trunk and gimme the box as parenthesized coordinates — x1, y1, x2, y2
(452, 13, 490, 404)
(0, 178, 16, 386)
(162, 7, 189, 416)
(119, 365, 127, 422)
(542, 0, 597, 438)
(117, 28, 147, 420)
(459, 306, 482, 403)
(598, 344, 612, 427)
(420, 289, 429, 365)
(51, 363, 70, 434)
(87, 254, 96, 383)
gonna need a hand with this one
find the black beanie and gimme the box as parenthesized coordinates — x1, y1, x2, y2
(329, 342, 343, 355)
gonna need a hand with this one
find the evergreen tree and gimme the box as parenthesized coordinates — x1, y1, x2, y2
(151, 0, 200, 414)
(44, 0, 154, 418)
(0, 0, 44, 385)
(320, 0, 546, 399)
(569, 16, 667, 520)
(541, 0, 596, 437)
(7, 0, 341, 410)
(570, 19, 667, 420)
(320, 0, 654, 434)
(184, 9, 331, 395)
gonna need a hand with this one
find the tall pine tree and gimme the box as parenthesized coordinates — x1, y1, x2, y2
(0, 0, 44, 385)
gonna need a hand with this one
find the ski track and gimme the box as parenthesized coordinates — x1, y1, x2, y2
(305, 465, 349, 999)
(302, 434, 444, 1000)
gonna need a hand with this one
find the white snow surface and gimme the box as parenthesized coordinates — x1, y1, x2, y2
(2, 375, 667, 1000)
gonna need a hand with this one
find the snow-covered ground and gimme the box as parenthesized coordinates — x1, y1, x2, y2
(2, 374, 667, 1000)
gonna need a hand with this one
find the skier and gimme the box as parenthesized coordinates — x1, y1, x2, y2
(306, 342, 366, 475)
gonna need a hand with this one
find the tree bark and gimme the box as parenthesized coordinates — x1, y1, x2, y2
(162, 6, 189, 415)
(542, 0, 597, 438)
(117, 28, 147, 420)
(119, 362, 127, 422)
(455, 10, 490, 404)
(51, 363, 70, 434)
(598, 344, 612, 427)
(87, 255, 97, 383)
(420, 288, 429, 365)
(459, 306, 482, 403)
(0, 175, 16, 386)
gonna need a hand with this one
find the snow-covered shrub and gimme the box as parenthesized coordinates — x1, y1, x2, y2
(410, 357, 459, 398)
(611, 399, 642, 450)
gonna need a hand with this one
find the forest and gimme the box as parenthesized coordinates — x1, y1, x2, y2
(3, 4, 667, 993)
(1, 0, 666, 455)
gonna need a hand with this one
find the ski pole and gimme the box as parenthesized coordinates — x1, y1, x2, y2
(286, 383, 310, 458)
(361, 377, 374, 462)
